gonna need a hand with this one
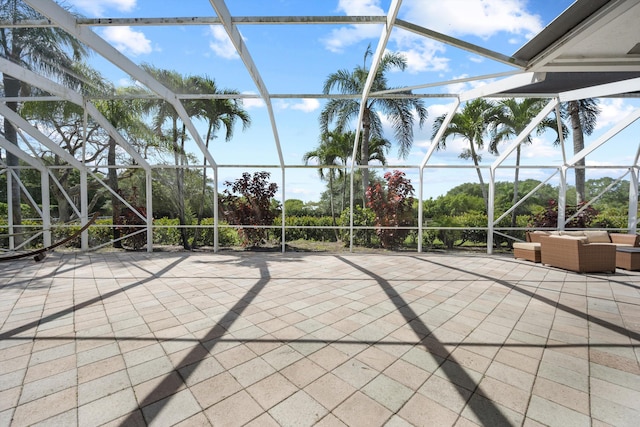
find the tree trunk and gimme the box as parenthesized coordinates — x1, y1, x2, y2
(193, 122, 213, 248)
(107, 136, 123, 248)
(169, 119, 191, 250)
(469, 141, 488, 212)
(361, 112, 371, 207)
(3, 73, 23, 245)
(569, 101, 586, 204)
(176, 123, 191, 250)
(328, 171, 339, 241)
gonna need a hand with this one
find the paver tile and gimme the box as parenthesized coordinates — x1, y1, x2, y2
(418, 373, 472, 413)
(141, 389, 202, 427)
(532, 377, 589, 415)
(333, 391, 392, 427)
(526, 395, 590, 427)
(246, 372, 298, 410)
(18, 369, 76, 405)
(12, 387, 77, 426)
(190, 372, 243, 409)
(280, 357, 326, 387)
(362, 374, 413, 412)
(205, 390, 266, 426)
(398, 392, 459, 427)
(269, 390, 329, 427)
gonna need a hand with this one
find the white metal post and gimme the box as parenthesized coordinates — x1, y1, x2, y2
(281, 168, 286, 253)
(41, 172, 51, 247)
(558, 167, 567, 230)
(80, 170, 88, 250)
(214, 167, 219, 253)
(146, 170, 153, 252)
(629, 167, 638, 232)
(418, 167, 423, 253)
(487, 168, 495, 254)
(7, 171, 14, 250)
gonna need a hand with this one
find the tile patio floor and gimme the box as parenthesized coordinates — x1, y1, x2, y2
(1, 251, 639, 426)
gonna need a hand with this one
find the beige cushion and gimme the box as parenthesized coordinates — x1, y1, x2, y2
(513, 242, 541, 251)
(549, 235, 588, 242)
(560, 230, 586, 237)
(584, 230, 611, 244)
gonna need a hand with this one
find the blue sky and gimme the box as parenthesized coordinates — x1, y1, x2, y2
(65, 0, 640, 202)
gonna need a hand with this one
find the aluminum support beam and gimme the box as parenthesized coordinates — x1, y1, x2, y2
(23, 0, 217, 170)
(560, 77, 640, 102)
(0, 104, 147, 223)
(0, 137, 49, 244)
(460, 72, 545, 102)
(629, 168, 639, 232)
(395, 19, 526, 69)
(1, 15, 389, 28)
(208, 0, 284, 167)
(487, 169, 496, 254)
(491, 99, 558, 169)
(566, 107, 640, 167)
(0, 57, 150, 170)
(80, 170, 88, 250)
(420, 99, 460, 168)
(146, 171, 153, 252)
(0, 137, 46, 173)
(347, 0, 402, 252)
(558, 167, 567, 230)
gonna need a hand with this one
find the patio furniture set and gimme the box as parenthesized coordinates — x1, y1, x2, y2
(513, 230, 640, 273)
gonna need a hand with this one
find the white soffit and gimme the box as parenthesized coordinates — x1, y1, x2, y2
(525, 0, 640, 72)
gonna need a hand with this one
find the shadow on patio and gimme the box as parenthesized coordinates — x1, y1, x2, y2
(1, 251, 639, 426)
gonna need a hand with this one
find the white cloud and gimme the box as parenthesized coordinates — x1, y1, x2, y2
(292, 99, 321, 112)
(336, 0, 385, 15)
(69, 0, 136, 16)
(320, 0, 386, 52)
(401, 0, 543, 41)
(594, 98, 636, 130)
(523, 136, 560, 160)
(100, 26, 152, 56)
(208, 25, 239, 59)
(321, 24, 381, 54)
(276, 99, 321, 113)
(242, 92, 265, 109)
(116, 77, 132, 87)
(392, 35, 449, 73)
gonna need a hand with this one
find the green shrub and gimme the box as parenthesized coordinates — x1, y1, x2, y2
(339, 206, 377, 247)
(591, 208, 628, 229)
(152, 217, 181, 246)
(196, 218, 240, 247)
(274, 215, 337, 242)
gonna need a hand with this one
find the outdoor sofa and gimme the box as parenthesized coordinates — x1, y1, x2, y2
(514, 230, 639, 273)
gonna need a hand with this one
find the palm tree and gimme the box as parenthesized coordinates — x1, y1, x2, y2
(188, 75, 250, 247)
(140, 65, 194, 249)
(307, 130, 391, 214)
(95, 85, 155, 248)
(564, 99, 600, 204)
(320, 45, 427, 204)
(0, 0, 87, 238)
(432, 98, 501, 211)
(303, 133, 342, 240)
(491, 98, 561, 227)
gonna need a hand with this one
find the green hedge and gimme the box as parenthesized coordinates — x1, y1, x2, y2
(273, 216, 337, 242)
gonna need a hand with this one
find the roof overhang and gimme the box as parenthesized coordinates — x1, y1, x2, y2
(499, 0, 640, 98)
